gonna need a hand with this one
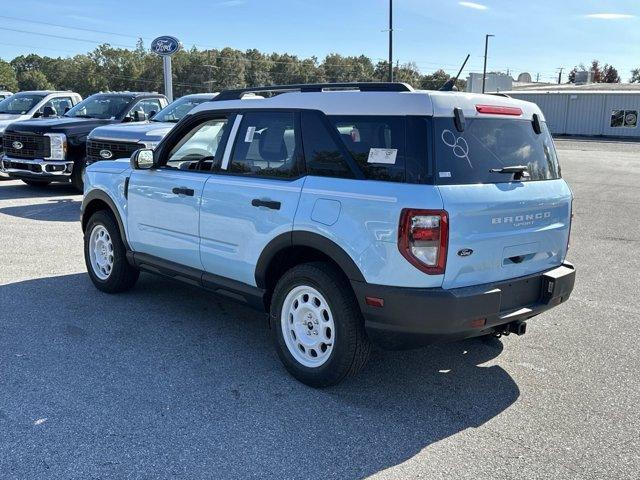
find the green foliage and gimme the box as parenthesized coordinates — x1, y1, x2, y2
(631, 68, 640, 83)
(2, 42, 473, 96)
(0, 59, 18, 91)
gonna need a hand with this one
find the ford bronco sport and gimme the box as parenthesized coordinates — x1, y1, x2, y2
(81, 82, 575, 387)
(2, 91, 167, 191)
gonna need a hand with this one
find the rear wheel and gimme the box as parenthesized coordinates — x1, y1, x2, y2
(21, 179, 51, 187)
(84, 210, 139, 293)
(270, 262, 371, 387)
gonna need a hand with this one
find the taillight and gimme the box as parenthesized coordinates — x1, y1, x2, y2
(398, 209, 448, 275)
(475, 105, 523, 116)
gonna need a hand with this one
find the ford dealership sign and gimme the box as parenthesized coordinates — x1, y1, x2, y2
(151, 36, 181, 56)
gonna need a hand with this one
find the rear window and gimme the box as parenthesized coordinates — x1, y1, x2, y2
(434, 117, 560, 185)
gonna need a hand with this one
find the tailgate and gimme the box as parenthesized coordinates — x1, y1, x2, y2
(438, 179, 572, 289)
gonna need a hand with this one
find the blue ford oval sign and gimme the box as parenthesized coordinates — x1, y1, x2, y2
(151, 36, 181, 56)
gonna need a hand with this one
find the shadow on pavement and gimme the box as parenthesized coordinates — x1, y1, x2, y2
(0, 199, 81, 222)
(0, 181, 79, 200)
(0, 273, 519, 479)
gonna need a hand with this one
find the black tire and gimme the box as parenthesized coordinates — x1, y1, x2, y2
(71, 159, 85, 192)
(21, 179, 51, 187)
(84, 210, 139, 293)
(270, 262, 371, 387)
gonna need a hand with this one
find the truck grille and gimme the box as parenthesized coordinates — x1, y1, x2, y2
(3, 133, 51, 160)
(87, 139, 143, 163)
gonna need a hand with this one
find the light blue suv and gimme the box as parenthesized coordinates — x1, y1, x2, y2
(81, 83, 575, 387)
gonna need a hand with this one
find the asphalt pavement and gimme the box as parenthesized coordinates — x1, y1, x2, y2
(0, 139, 638, 479)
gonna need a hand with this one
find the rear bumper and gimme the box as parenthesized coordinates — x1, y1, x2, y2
(352, 262, 576, 350)
(0, 156, 73, 180)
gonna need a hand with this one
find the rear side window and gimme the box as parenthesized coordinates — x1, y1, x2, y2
(328, 115, 406, 182)
(301, 111, 355, 179)
(227, 111, 299, 178)
(434, 118, 560, 185)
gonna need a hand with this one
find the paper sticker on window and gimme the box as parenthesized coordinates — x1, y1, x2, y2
(351, 128, 361, 142)
(244, 126, 256, 143)
(367, 148, 397, 165)
(439, 171, 452, 178)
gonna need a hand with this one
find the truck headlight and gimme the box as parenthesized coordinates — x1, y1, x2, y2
(45, 133, 67, 160)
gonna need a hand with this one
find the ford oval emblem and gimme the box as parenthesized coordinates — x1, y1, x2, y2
(12, 141, 23, 150)
(99, 149, 113, 159)
(151, 36, 181, 56)
(457, 248, 474, 257)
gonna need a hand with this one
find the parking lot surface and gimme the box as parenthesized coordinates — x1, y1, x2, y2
(1, 139, 638, 479)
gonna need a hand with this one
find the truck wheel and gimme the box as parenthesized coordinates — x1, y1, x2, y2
(270, 262, 371, 387)
(84, 210, 139, 293)
(71, 159, 85, 192)
(21, 179, 51, 187)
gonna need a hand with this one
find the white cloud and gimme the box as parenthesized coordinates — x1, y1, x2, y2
(585, 13, 635, 20)
(459, 1, 488, 10)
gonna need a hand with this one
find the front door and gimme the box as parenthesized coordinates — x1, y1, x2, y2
(127, 116, 230, 269)
(199, 111, 305, 286)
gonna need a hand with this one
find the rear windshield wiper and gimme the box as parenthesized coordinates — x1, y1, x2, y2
(490, 165, 528, 180)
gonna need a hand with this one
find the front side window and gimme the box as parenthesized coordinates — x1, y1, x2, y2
(128, 99, 163, 120)
(226, 111, 299, 178)
(65, 94, 133, 120)
(165, 117, 229, 171)
(0, 93, 46, 115)
(328, 115, 406, 182)
(44, 97, 73, 116)
(153, 96, 212, 123)
(434, 117, 560, 185)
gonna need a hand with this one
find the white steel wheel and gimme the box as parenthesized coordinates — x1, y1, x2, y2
(281, 285, 335, 368)
(88, 224, 114, 280)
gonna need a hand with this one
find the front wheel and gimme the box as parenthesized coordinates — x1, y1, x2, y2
(84, 210, 139, 293)
(270, 262, 371, 387)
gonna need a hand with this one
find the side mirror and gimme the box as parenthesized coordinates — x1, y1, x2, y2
(32, 110, 42, 118)
(64, 106, 71, 114)
(148, 110, 157, 119)
(43, 106, 56, 117)
(130, 148, 155, 170)
(133, 110, 147, 122)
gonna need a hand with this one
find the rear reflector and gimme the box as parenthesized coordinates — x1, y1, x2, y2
(365, 296, 385, 308)
(476, 105, 523, 116)
(469, 318, 487, 329)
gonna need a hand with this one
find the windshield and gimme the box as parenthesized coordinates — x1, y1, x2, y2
(0, 93, 46, 115)
(434, 118, 560, 185)
(152, 96, 212, 123)
(65, 94, 133, 120)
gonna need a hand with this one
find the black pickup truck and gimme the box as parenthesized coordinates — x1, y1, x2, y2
(1, 91, 167, 191)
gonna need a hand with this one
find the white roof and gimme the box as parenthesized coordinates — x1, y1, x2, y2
(189, 89, 544, 121)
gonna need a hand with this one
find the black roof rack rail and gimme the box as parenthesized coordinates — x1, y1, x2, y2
(213, 82, 414, 101)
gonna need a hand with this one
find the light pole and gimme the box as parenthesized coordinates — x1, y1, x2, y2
(388, 0, 393, 82)
(482, 34, 494, 93)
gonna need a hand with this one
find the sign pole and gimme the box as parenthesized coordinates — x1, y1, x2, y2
(163, 56, 173, 102)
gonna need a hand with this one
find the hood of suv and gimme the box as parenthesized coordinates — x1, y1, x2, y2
(88, 121, 175, 146)
(6, 117, 113, 136)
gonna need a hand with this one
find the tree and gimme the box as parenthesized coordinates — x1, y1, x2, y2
(17, 70, 53, 90)
(0, 59, 18, 91)
(601, 64, 620, 83)
(590, 60, 602, 83)
(420, 69, 450, 90)
(631, 68, 640, 83)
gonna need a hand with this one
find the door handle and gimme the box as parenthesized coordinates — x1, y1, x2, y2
(172, 187, 195, 196)
(251, 198, 281, 210)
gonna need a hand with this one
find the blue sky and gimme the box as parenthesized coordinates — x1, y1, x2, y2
(1, 0, 639, 82)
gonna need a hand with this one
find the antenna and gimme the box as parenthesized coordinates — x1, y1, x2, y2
(439, 54, 470, 91)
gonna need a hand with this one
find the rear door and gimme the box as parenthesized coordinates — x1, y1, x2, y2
(434, 116, 572, 289)
(199, 110, 305, 286)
